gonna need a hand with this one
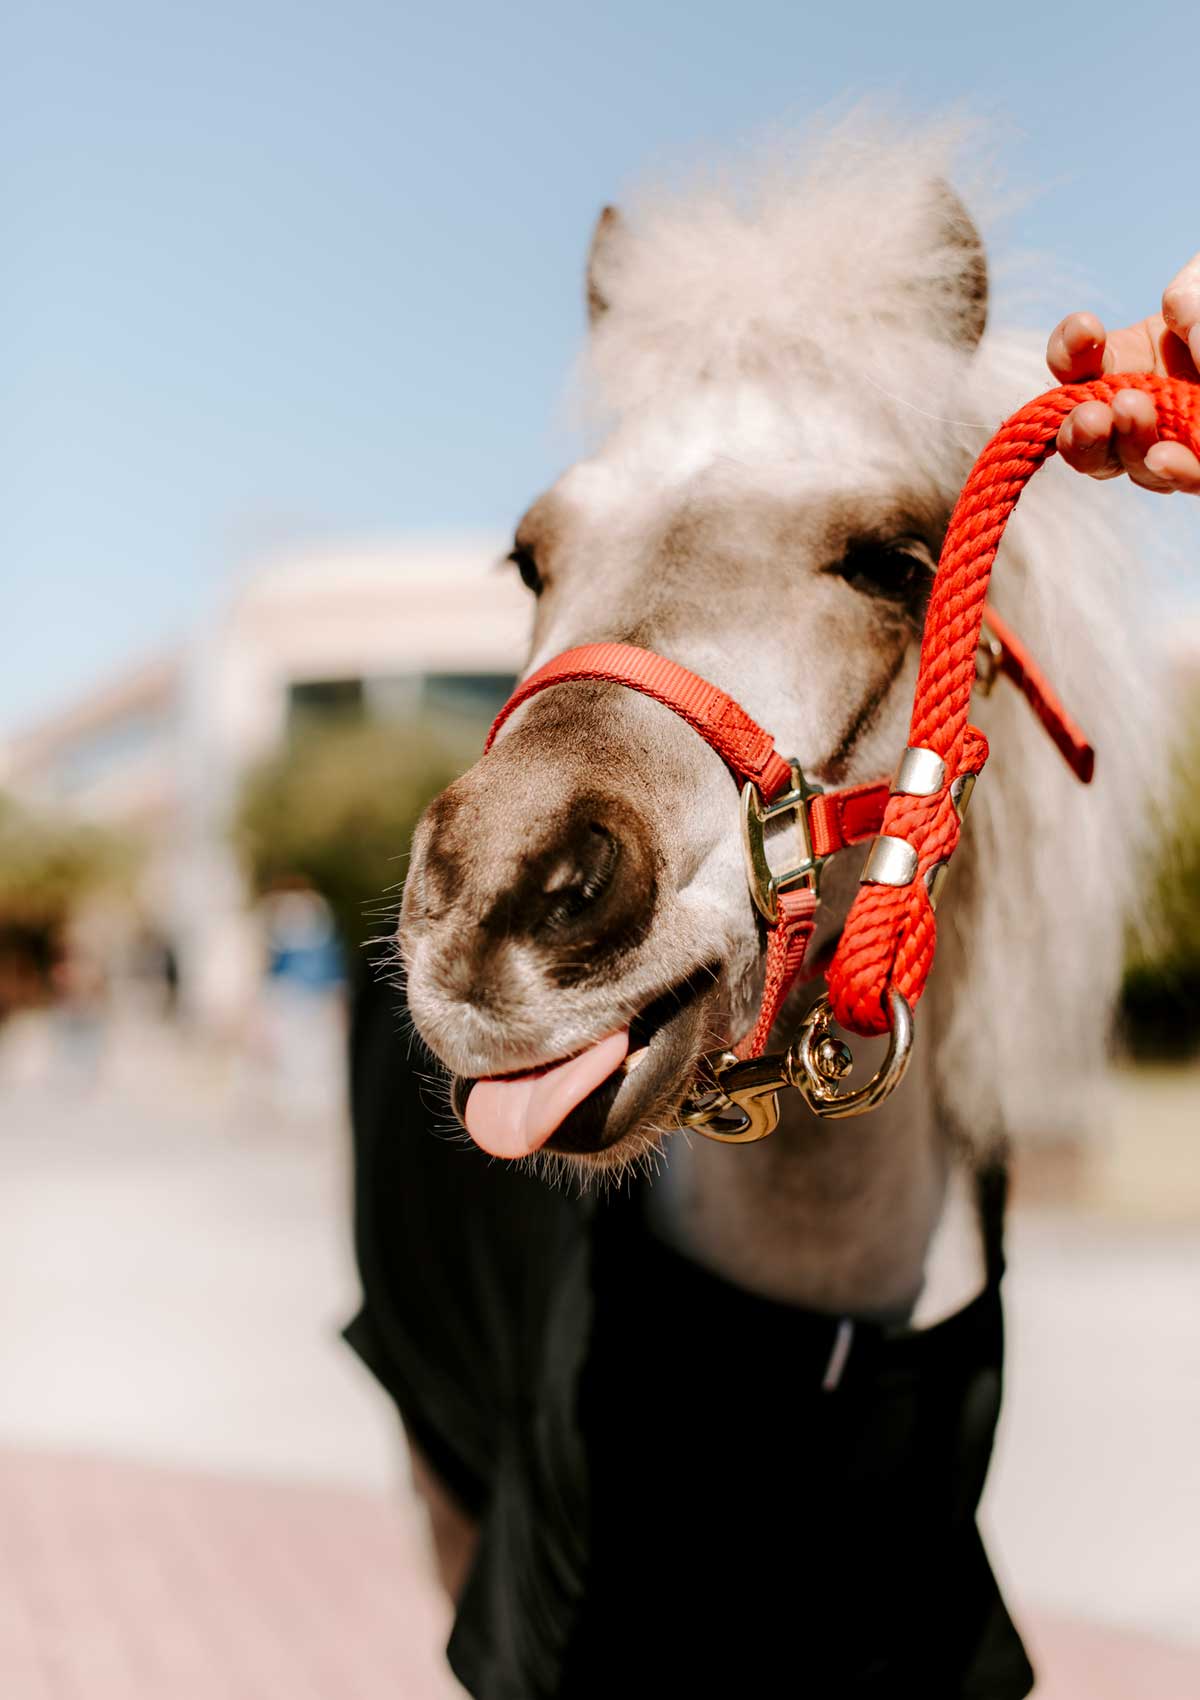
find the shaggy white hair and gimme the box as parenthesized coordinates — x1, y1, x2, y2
(580, 113, 1169, 1144)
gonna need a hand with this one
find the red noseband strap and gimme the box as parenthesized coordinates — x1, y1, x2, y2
(485, 642, 796, 801)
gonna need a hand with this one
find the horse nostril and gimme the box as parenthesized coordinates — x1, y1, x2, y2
(538, 823, 619, 935)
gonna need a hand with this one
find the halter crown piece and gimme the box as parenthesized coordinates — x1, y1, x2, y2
(486, 373, 1200, 1141)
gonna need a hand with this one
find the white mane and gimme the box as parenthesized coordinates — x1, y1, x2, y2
(580, 116, 1169, 1144)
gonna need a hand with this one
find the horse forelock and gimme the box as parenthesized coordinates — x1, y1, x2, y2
(580, 112, 990, 419)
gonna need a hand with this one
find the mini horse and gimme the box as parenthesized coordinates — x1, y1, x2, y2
(348, 119, 1163, 1699)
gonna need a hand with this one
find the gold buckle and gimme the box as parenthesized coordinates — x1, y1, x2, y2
(740, 759, 825, 923)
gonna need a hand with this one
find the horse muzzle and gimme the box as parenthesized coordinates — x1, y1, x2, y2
(400, 704, 735, 1161)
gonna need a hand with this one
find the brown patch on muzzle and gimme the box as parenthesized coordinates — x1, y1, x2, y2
(401, 695, 663, 1026)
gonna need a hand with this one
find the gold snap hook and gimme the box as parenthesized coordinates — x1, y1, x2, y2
(679, 1050, 786, 1143)
(787, 990, 914, 1119)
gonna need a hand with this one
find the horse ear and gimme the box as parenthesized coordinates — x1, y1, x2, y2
(586, 205, 623, 325)
(930, 180, 988, 349)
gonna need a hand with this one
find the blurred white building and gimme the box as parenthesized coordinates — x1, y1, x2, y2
(0, 536, 526, 1025)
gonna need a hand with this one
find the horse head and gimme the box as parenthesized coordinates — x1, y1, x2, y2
(399, 157, 1012, 1171)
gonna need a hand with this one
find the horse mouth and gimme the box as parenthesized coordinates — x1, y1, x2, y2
(449, 963, 720, 1160)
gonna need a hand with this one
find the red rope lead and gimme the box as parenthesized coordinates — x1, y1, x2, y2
(827, 372, 1200, 1039)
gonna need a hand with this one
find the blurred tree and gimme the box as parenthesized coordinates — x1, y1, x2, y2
(233, 719, 466, 956)
(1122, 691, 1200, 1060)
(0, 792, 130, 1014)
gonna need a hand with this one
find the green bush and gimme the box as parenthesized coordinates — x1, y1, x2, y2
(0, 793, 130, 932)
(0, 792, 131, 1014)
(233, 719, 466, 953)
(1121, 694, 1200, 1059)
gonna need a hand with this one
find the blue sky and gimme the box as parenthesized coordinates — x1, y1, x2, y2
(5, 0, 1198, 733)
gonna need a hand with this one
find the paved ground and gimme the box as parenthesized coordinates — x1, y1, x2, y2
(0, 1451, 460, 1700)
(1, 1450, 1197, 1700)
(0, 1014, 391, 1490)
(1, 1010, 1198, 1695)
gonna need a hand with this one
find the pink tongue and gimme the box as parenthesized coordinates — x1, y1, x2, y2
(464, 1029, 630, 1158)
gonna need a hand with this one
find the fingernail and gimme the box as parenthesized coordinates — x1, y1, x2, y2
(1144, 447, 1176, 483)
(1069, 331, 1101, 363)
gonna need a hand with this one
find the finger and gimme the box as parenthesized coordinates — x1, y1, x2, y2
(1057, 401, 1122, 477)
(1161, 252, 1200, 374)
(1047, 312, 1106, 380)
(1099, 319, 1163, 375)
(1144, 440, 1200, 494)
(1111, 388, 1176, 491)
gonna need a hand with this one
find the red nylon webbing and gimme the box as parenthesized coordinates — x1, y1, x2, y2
(809, 782, 889, 859)
(485, 642, 795, 801)
(982, 604, 1094, 784)
(734, 887, 818, 1060)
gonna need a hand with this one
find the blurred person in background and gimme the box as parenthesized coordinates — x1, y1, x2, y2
(256, 881, 346, 1118)
(48, 928, 109, 1086)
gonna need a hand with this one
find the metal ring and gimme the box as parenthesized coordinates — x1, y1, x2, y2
(787, 990, 914, 1119)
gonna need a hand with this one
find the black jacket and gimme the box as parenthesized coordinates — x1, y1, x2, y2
(345, 973, 1034, 1699)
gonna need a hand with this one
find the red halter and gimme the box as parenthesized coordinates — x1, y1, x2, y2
(485, 373, 1200, 1119)
(486, 642, 893, 1057)
(485, 619, 1086, 1059)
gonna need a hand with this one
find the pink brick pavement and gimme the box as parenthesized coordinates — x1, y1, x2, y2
(0, 1450, 459, 1700)
(0, 1448, 1195, 1699)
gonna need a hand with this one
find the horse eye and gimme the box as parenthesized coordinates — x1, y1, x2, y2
(508, 545, 544, 596)
(832, 538, 933, 605)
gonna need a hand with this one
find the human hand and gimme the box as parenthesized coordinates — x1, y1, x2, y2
(1046, 253, 1200, 494)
